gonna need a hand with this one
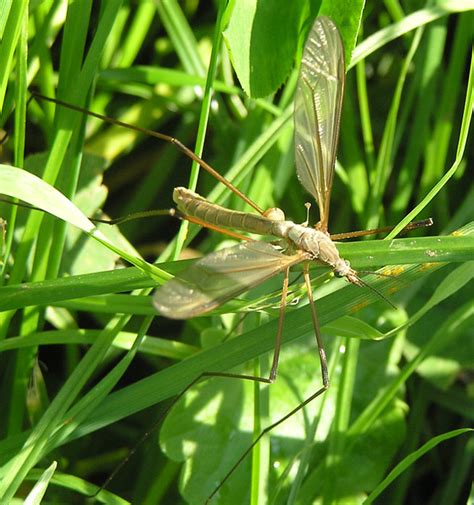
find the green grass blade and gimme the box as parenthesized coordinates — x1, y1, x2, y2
(362, 428, 473, 504)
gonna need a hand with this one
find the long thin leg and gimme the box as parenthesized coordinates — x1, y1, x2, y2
(204, 265, 329, 504)
(95, 268, 291, 498)
(303, 264, 329, 388)
(330, 218, 433, 240)
(200, 265, 289, 385)
(0, 196, 176, 225)
(269, 265, 289, 381)
(181, 213, 251, 242)
(0, 194, 253, 243)
(93, 369, 275, 498)
(32, 92, 264, 215)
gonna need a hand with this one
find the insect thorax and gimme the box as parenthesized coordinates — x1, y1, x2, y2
(287, 225, 343, 267)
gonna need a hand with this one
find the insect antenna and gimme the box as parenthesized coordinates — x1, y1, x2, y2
(354, 274, 398, 310)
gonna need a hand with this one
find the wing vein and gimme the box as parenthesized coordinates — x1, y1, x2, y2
(294, 16, 346, 231)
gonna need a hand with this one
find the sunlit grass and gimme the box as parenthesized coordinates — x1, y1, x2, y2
(0, 2, 472, 505)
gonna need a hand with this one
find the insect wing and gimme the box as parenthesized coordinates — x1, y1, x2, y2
(153, 241, 305, 319)
(294, 16, 345, 231)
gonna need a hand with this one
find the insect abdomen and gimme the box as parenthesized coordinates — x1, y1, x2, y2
(173, 187, 291, 238)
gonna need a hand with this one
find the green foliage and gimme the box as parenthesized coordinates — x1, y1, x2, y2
(0, 1, 472, 505)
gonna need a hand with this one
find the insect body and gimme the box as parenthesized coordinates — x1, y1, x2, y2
(3, 13, 436, 505)
(155, 186, 361, 320)
(154, 16, 357, 321)
(151, 15, 414, 504)
(152, 18, 348, 499)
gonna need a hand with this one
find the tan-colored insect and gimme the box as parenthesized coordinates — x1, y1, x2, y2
(149, 16, 431, 502)
(0, 13, 435, 504)
(151, 16, 378, 503)
(5, 15, 431, 503)
(154, 16, 349, 386)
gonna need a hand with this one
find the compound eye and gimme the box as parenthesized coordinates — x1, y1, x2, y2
(334, 270, 344, 278)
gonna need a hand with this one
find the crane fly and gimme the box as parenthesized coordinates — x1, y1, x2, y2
(19, 16, 431, 504)
(151, 15, 365, 502)
(154, 16, 357, 323)
(155, 13, 351, 333)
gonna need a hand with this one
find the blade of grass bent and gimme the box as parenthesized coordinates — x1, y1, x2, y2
(386, 47, 474, 239)
(64, 238, 470, 442)
(362, 428, 473, 504)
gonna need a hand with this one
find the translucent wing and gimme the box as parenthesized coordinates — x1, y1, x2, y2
(294, 16, 345, 231)
(153, 241, 305, 319)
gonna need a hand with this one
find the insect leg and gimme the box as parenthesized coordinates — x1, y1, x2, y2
(303, 264, 329, 388)
(98, 268, 292, 499)
(330, 218, 433, 240)
(205, 266, 329, 503)
(180, 212, 251, 242)
(268, 265, 290, 381)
